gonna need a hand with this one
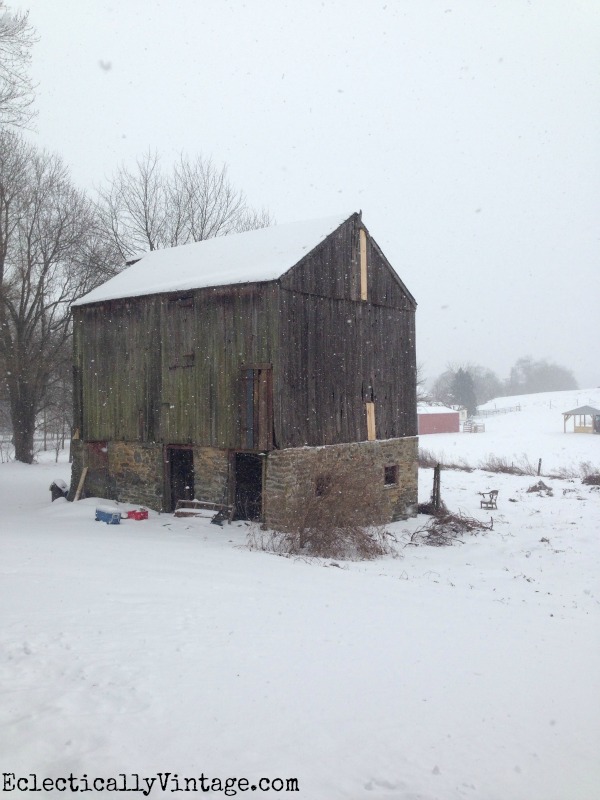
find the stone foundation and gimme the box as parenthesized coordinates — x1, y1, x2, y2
(68, 439, 116, 502)
(109, 442, 164, 509)
(69, 436, 418, 524)
(69, 440, 231, 512)
(69, 440, 163, 509)
(192, 446, 230, 505)
(263, 437, 418, 531)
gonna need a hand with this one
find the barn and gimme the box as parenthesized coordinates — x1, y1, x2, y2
(69, 211, 418, 526)
(417, 404, 460, 435)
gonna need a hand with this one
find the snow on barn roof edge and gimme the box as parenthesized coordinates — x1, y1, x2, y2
(73, 212, 357, 307)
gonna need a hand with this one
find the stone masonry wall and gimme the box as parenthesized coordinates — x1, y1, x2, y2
(108, 442, 164, 510)
(264, 437, 418, 531)
(69, 436, 417, 522)
(68, 439, 115, 501)
(69, 440, 230, 512)
(193, 446, 230, 505)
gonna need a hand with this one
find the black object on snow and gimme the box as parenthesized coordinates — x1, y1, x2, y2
(50, 479, 68, 502)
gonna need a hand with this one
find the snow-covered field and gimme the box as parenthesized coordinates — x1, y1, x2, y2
(420, 389, 600, 477)
(2, 393, 599, 799)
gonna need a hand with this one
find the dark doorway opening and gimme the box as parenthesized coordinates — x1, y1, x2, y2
(167, 446, 194, 511)
(234, 453, 263, 521)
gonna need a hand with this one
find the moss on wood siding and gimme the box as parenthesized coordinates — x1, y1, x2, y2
(74, 299, 162, 443)
(76, 284, 279, 448)
(160, 284, 279, 446)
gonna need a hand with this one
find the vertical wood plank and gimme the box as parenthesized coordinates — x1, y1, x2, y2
(360, 228, 368, 301)
(366, 401, 376, 441)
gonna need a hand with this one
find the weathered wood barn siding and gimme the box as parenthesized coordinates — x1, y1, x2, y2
(276, 215, 417, 448)
(160, 284, 278, 447)
(73, 298, 163, 443)
(73, 284, 279, 449)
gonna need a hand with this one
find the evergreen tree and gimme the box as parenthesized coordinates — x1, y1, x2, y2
(451, 368, 477, 416)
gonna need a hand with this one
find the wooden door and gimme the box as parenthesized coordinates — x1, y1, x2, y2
(241, 365, 273, 451)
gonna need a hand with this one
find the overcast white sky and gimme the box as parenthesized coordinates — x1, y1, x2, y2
(19, 0, 600, 388)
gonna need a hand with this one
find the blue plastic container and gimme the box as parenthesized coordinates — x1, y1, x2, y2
(95, 506, 121, 524)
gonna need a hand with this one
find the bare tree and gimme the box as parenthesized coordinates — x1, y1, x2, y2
(0, 130, 117, 462)
(37, 330, 73, 455)
(0, 2, 37, 127)
(431, 366, 456, 406)
(416, 362, 430, 403)
(99, 151, 272, 261)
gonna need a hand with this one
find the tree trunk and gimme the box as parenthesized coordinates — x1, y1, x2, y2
(9, 380, 38, 464)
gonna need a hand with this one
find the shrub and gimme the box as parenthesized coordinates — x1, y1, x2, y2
(418, 448, 473, 472)
(582, 473, 600, 486)
(249, 454, 397, 560)
(478, 454, 538, 476)
(418, 448, 439, 469)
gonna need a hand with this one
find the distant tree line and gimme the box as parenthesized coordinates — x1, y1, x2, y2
(425, 357, 579, 416)
(0, 1, 271, 463)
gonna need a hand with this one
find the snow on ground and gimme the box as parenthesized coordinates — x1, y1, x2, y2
(1, 409, 599, 800)
(420, 388, 600, 476)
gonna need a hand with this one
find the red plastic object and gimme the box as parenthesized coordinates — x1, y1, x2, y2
(126, 509, 148, 520)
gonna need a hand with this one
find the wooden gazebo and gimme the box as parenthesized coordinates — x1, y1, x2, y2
(562, 405, 600, 434)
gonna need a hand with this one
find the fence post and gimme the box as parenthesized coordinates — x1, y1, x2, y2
(432, 463, 442, 512)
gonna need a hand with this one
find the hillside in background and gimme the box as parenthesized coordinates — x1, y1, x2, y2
(478, 388, 600, 414)
(420, 388, 600, 476)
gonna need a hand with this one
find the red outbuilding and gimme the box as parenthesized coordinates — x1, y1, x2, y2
(417, 404, 460, 435)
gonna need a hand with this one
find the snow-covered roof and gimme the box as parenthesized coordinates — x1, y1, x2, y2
(74, 213, 354, 306)
(417, 404, 459, 415)
(562, 405, 600, 416)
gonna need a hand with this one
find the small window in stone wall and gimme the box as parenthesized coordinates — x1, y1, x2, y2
(384, 465, 398, 486)
(315, 472, 332, 498)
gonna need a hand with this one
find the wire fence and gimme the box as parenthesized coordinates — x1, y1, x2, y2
(476, 405, 521, 417)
